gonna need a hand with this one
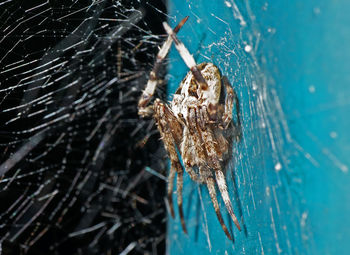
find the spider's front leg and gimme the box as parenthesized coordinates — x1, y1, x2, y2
(153, 99, 188, 233)
(138, 17, 188, 117)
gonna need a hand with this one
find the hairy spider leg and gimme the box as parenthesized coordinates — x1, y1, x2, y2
(181, 128, 201, 182)
(201, 124, 241, 232)
(162, 22, 209, 93)
(153, 99, 188, 233)
(221, 76, 241, 130)
(138, 17, 189, 117)
(186, 107, 208, 181)
(186, 106, 236, 239)
(221, 76, 235, 129)
(163, 23, 221, 121)
(200, 166, 233, 240)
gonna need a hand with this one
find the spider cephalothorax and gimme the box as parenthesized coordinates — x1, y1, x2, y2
(138, 17, 242, 240)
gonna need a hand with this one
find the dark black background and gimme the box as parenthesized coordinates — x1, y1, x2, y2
(0, 0, 168, 254)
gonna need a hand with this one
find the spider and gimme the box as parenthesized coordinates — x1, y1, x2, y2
(138, 17, 242, 240)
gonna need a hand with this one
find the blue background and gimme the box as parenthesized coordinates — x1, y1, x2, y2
(166, 1, 350, 254)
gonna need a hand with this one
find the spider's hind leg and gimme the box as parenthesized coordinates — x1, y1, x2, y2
(200, 166, 233, 240)
(154, 99, 188, 233)
(201, 124, 242, 233)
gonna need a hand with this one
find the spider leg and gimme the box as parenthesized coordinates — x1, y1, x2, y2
(176, 168, 187, 233)
(138, 17, 189, 117)
(163, 22, 220, 120)
(221, 76, 241, 130)
(201, 123, 242, 232)
(200, 166, 233, 240)
(181, 128, 200, 182)
(187, 106, 237, 237)
(186, 107, 208, 183)
(162, 22, 209, 93)
(215, 170, 241, 231)
(153, 99, 188, 233)
(214, 131, 229, 160)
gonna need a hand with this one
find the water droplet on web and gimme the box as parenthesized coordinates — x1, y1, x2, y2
(224, 1, 232, 8)
(267, 27, 276, 34)
(252, 81, 258, 90)
(329, 131, 337, 139)
(244, 45, 252, 52)
(274, 162, 282, 171)
(313, 7, 321, 15)
(308, 85, 316, 93)
(340, 165, 348, 173)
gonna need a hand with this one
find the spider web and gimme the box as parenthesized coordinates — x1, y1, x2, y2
(0, 0, 170, 254)
(1, 1, 348, 255)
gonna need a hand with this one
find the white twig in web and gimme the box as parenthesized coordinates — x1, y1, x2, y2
(120, 242, 137, 255)
(0, 132, 45, 177)
(68, 222, 107, 238)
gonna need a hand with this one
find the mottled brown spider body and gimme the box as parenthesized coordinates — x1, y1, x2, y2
(172, 62, 221, 122)
(138, 18, 241, 240)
